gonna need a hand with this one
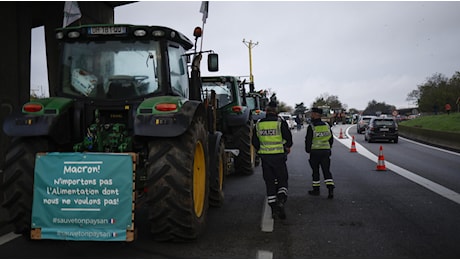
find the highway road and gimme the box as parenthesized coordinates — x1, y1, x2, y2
(1, 124, 459, 258)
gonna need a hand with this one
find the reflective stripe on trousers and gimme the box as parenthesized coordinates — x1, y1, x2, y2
(268, 195, 277, 205)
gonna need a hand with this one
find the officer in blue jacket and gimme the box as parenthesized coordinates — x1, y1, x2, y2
(253, 102, 293, 219)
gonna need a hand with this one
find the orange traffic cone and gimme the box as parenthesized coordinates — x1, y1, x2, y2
(339, 128, 344, 139)
(350, 136, 357, 152)
(376, 145, 386, 171)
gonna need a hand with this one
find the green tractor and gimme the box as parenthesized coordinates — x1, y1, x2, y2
(241, 80, 268, 167)
(201, 76, 256, 175)
(1, 24, 225, 242)
(241, 79, 268, 123)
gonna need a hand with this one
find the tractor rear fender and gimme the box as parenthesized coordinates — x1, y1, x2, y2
(226, 107, 251, 127)
(134, 99, 205, 137)
(3, 112, 55, 137)
(251, 110, 266, 122)
(2, 97, 74, 144)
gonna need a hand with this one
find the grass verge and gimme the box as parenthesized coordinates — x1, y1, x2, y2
(399, 112, 460, 132)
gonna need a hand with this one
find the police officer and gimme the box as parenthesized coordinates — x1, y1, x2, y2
(305, 107, 335, 199)
(253, 102, 293, 219)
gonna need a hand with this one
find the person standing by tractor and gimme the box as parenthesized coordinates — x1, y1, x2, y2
(305, 107, 335, 199)
(253, 102, 293, 219)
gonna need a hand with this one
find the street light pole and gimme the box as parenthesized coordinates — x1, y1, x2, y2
(242, 39, 258, 92)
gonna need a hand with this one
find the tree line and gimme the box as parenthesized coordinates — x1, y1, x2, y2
(262, 70, 460, 116)
(406, 71, 460, 113)
(299, 71, 460, 116)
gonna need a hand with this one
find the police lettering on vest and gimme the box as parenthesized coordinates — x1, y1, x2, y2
(256, 120, 285, 154)
(260, 129, 277, 136)
(311, 124, 331, 150)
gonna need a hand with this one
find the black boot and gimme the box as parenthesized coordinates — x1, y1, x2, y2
(270, 201, 286, 220)
(308, 186, 320, 196)
(277, 200, 286, 220)
(277, 193, 287, 204)
(269, 203, 278, 219)
(328, 186, 335, 199)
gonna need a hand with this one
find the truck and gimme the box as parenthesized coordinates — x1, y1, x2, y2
(201, 76, 256, 175)
(318, 105, 345, 125)
(1, 24, 225, 242)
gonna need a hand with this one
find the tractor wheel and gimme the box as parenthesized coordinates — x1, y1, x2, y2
(233, 122, 255, 175)
(209, 139, 225, 208)
(255, 155, 261, 167)
(146, 115, 209, 241)
(1, 137, 52, 236)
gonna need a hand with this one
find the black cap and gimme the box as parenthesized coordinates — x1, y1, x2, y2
(266, 101, 278, 114)
(311, 107, 323, 114)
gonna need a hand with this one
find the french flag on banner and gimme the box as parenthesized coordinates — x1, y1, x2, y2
(112, 232, 118, 237)
(109, 218, 116, 224)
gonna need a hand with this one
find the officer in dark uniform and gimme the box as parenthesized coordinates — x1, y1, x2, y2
(252, 102, 293, 219)
(305, 107, 335, 199)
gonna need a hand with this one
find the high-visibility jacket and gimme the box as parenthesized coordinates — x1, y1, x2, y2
(256, 120, 285, 154)
(311, 124, 332, 150)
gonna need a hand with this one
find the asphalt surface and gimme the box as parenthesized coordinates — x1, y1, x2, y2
(1, 124, 459, 258)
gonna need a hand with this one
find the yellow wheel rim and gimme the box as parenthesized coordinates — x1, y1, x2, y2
(193, 141, 206, 217)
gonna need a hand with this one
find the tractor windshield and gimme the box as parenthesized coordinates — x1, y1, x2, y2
(59, 40, 162, 99)
(202, 82, 233, 108)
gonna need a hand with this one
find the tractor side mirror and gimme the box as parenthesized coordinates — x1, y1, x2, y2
(207, 53, 219, 72)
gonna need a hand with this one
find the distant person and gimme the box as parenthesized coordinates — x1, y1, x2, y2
(305, 107, 335, 199)
(295, 116, 302, 130)
(433, 104, 439, 115)
(445, 103, 451, 115)
(253, 101, 293, 219)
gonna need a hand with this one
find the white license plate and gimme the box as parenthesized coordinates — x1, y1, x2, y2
(380, 128, 389, 131)
(89, 26, 126, 35)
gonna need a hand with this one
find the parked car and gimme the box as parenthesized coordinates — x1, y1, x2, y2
(364, 117, 399, 143)
(357, 115, 374, 134)
(279, 113, 296, 129)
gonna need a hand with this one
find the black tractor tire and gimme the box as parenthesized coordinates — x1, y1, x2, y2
(255, 155, 261, 167)
(146, 115, 209, 241)
(233, 121, 255, 175)
(208, 139, 225, 208)
(1, 137, 52, 236)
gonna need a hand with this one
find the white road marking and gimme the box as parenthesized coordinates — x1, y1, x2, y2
(257, 250, 274, 258)
(0, 232, 21, 246)
(261, 197, 274, 232)
(335, 126, 460, 205)
(258, 199, 274, 259)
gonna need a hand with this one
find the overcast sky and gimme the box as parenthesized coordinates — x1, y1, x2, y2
(31, 1, 460, 111)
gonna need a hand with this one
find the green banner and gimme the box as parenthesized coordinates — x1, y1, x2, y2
(31, 152, 133, 241)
